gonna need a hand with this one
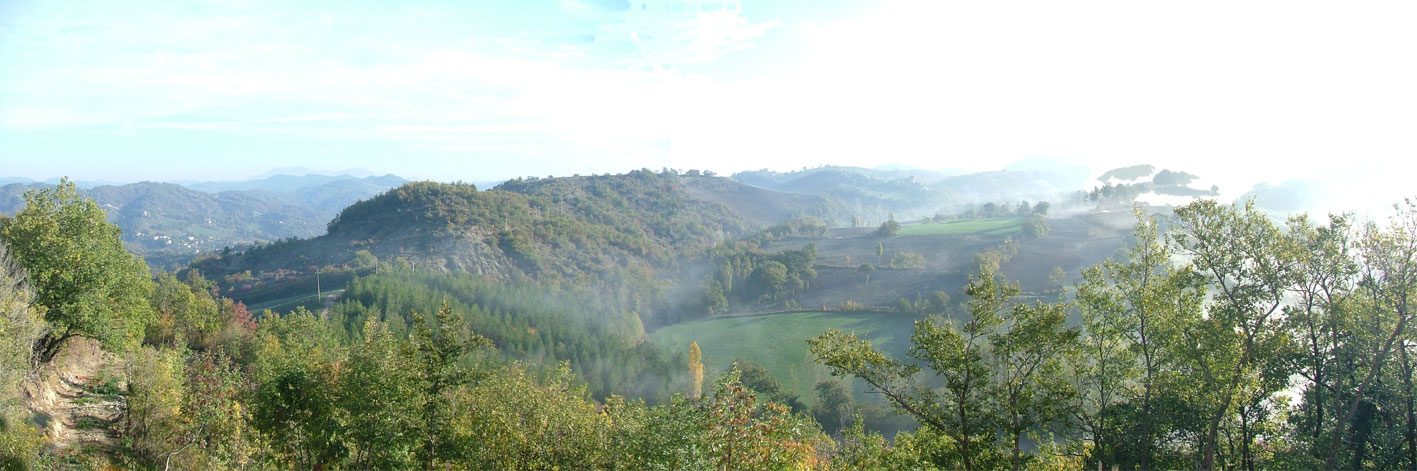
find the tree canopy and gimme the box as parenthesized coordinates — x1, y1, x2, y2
(0, 179, 153, 360)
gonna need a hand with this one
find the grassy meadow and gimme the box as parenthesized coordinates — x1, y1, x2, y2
(648, 310, 920, 406)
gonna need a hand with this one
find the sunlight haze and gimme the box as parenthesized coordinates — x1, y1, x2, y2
(2, 0, 1414, 213)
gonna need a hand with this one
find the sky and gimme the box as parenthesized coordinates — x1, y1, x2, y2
(1, 0, 1415, 214)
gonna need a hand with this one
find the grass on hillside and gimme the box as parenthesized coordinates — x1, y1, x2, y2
(648, 311, 919, 407)
(896, 216, 1025, 237)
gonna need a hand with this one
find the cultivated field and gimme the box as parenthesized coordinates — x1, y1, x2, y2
(896, 216, 1025, 237)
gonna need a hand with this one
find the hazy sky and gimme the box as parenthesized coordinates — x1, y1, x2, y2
(1, 0, 1414, 212)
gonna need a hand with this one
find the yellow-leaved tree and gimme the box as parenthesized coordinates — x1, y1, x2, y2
(688, 341, 704, 400)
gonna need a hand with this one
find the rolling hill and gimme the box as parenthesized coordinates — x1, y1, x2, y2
(190, 170, 823, 284)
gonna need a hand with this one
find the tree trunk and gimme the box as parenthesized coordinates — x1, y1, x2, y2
(1241, 403, 1254, 471)
(1012, 419, 1023, 471)
(1401, 344, 1417, 469)
(36, 329, 74, 364)
(1326, 315, 1410, 470)
(1203, 387, 1236, 471)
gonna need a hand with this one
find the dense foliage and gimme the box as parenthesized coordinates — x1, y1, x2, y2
(0, 179, 155, 361)
(329, 270, 684, 401)
(813, 202, 1417, 471)
(9, 176, 1417, 470)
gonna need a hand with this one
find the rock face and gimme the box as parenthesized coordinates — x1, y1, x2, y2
(23, 338, 125, 456)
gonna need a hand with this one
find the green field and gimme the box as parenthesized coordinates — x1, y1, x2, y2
(896, 216, 1025, 237)
(648, 311, 919, 406)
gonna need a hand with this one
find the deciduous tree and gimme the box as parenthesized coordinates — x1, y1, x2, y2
(0, 179, 154, 361)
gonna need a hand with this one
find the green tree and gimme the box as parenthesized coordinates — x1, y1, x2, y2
(1021, 215, 1049, 239)
(1324, 201, 1417, 470)
(990, 300, 1079, 471)
(123, 346, 189, 467)
(876, 220, 901, 239)
(1016, 201, 1033, 217)
(449, 363, 611, 470)
(352, 249, 379, 270)
(250, 309, 345, 469)
(811, 263, 1021, 471)
(927, 291, 952, 315)
(889, 252, 925, 269)
(147, 272, 223, 349)
(0, 179, 154, 361)
(749, 261, 790, 302)
(1282, 212, 1357, 465)
(703, 280, 729, 315)
(1046, 267, 1067, 295)
(1073, 210, 1204, 469)
(411, 300, 493, 469)
(1173, 200, 1301, 471)
(735, 359, 803, 412)
(813, 380, 856, 435)
(341, 318, 421, 469)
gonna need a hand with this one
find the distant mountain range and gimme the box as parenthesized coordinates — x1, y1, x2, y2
(0, 171, 407, 270)
(732, 164, 1091, 223)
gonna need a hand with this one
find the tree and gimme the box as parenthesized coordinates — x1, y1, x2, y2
(250, 309, 345, 469)
(1324, 201, 1417, 470)
(147, 272, 223, 350)
(448, 363, 611, 469)
(927, 291, 952, 315)
(813, 380, 856, 435)
(1173, 200, 1300, 471)
(703, 280, 728, 315)
(990, 300, 1080, 471)
(341, 318, 421, 469)
(0, 179, 154, 361)
(876, 220, 901, 239)
(123, 346, 189, 467)
(889, 252, 925, 269)
(982, 202, 1000, 218)
(352, 249, 379, 270)
(1073, 211, 1204, 470)
(411, 300, 493, 469)
(1016, 201, 1033, 217)
(735, 359, 803, 411)
(749, 261, 790, 302)
(1046, 267, 1067, 295)
(858, 264, 876, 284)
(688, 341, 704, 400)
(811, 263, 1022, 471)
(1283, 213, 1357, 464)
(1021, 215, 1049, 239)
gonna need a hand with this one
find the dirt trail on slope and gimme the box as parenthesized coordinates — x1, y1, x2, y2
(23, 337, 126, 456)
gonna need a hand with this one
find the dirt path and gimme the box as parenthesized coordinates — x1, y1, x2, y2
(23, 338, 126, 457)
